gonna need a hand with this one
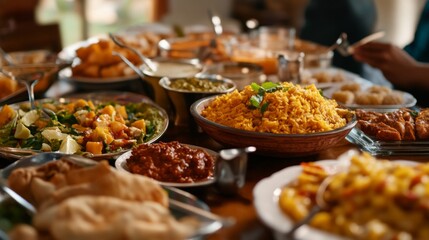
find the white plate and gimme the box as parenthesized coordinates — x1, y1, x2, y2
(59, 67, 139, 84)
(302, 67, 372, 89)
(253, 159, 418, 240)
(115, 144, 217, 188)
(323, 84, 417, 109)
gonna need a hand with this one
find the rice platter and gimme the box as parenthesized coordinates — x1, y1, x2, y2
(201, 82, 352, 134)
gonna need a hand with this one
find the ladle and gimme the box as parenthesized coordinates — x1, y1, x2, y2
(109, 33, 157, 72)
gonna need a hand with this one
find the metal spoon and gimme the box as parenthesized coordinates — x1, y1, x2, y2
(0, 177, 36, 215)
(109, 33, 157, 72)
(0, 69, 43, 109)
(282, 150, 356, 239)
(0, 47, 15, 66)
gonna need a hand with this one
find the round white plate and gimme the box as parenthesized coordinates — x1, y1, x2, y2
(115, 145, 217, 188)
(323, 84, 417, 109)
(302, 67, 373, 89)
(59, 67, 139, 84)
(253, 159, 418, 240)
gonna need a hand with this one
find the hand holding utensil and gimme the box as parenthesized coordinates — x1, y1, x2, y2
(333, 31, 385, 56)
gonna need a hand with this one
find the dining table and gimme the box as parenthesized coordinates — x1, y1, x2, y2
(1, 73, 429, 240)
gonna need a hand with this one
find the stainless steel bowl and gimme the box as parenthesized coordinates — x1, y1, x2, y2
(139, 58, 203, 113)
(159, 74, 236, 127)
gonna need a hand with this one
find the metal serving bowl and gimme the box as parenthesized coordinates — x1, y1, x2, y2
(160, 74, 236, 127)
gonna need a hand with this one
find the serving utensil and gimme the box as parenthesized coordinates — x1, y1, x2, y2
(197, 9, 223, 61)
(332, 31, 385, 56)
(0, 69, 43, 109)
(282, 150, 356, 239)
(0, 178, 37, 215)
(109, 33, 157, 72)
(0, 47, 15, 65)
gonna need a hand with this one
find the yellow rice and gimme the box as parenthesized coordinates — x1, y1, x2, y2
(201, 82, 349, 134)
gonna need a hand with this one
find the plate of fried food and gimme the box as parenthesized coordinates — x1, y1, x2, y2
(346, 108, 429, 155)
(0, 92, 168, 160)
(58, 37, 142, 84)
(324, 82, 417, 109)
(0, 152, 228, 240)
(300, 67, 371, 89)
(115, 141, 217, 187)
(253, 150, 428, 240)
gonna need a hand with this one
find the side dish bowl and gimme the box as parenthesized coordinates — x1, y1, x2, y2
(190, 96, 357, 157)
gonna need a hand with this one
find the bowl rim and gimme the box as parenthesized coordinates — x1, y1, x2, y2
(140, 58, 203, 78)
(159, 75, 237, 94)
(190, 95, 357, 138)
(204, 61, 264, 79)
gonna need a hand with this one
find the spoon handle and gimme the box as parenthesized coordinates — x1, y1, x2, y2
(283, 205, 321, 239)
(0, 178, 37, 214)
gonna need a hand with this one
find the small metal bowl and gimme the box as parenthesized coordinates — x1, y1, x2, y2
(139, 58, 203, 113)
(159, 75, 236, 127)
(203, 62, 265, 90)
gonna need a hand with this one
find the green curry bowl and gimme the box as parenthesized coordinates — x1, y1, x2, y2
(159, 74, 236, 127)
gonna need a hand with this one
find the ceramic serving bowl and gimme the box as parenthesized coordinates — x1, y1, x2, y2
(190, 96, 356, 157)
(159, 74, 236, 127)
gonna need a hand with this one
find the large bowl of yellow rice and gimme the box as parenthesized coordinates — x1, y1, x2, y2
(190, 82, 356, 157)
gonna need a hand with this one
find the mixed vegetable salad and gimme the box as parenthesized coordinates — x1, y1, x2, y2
(0, 98, 166, 155)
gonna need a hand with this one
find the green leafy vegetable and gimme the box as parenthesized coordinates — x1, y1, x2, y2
(248, 82, 284, 114)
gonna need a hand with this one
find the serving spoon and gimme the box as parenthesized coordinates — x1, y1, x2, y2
(282, 150, 356, 239)
(0, 178, 37, 215)
(109, 33, 157, 72)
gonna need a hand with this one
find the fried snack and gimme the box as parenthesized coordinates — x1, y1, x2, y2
(368, 85, 392, 94)
(8, 160, 168, 209)
(382, 92, 404, 105)
(340, 82, 360, 92)
(415, 108, 429, 139)
(33, 196, 197, 240)
(71, 39, 142, 79)
(354, 91, 384, 105)
(8, 160, 81, 205)
(331, 90, 355, 105)
(8, 224, 38, 240)
(40, 161, 168, 209)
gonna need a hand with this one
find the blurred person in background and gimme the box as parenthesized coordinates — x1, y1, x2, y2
(353, 0, 429, 106)
(299, 0, 377, 77)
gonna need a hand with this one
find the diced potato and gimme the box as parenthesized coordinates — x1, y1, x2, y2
(14, 122, 32, 139)
(93, 126, 114, 144)
(115, 105, 128, 119)
(109, 121, 126, 133)
(0, 105, 16, 127)
(131, 119, 146, 131)
(100, 105, 116, 116)
(59, 135, 81, 154)
(74, 99, 89, 108)
(21, 110, 40, 127)
(86, 141, 103, 155)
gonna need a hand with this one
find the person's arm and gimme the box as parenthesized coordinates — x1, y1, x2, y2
(353, 41, 429, 89)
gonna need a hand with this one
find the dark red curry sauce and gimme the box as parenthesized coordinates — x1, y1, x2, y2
(126, 141, 215, 183)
